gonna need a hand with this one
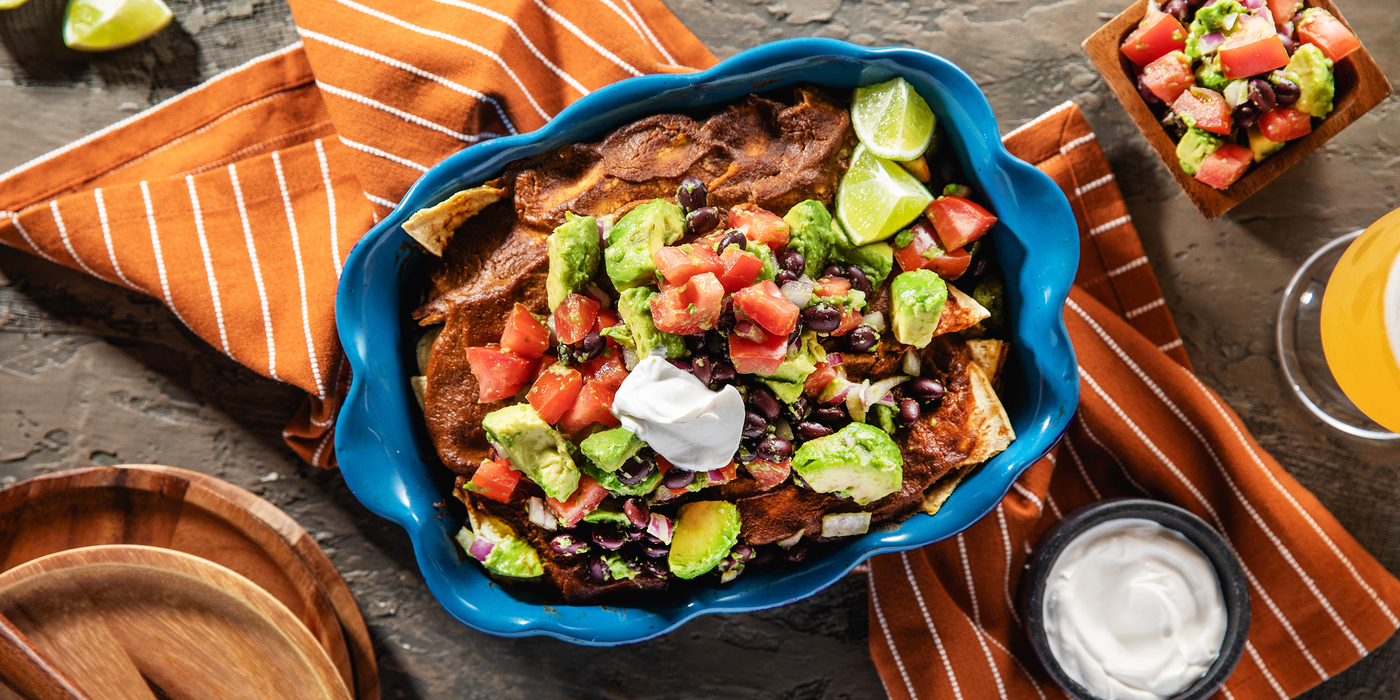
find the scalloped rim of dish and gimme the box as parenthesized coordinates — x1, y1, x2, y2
(335, 37, 1081, 646)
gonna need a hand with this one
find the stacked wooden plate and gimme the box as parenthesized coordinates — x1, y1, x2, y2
(0, 465, 379, 700)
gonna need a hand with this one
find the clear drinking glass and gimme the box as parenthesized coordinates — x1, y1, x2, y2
(1277, 208, 1400, 440)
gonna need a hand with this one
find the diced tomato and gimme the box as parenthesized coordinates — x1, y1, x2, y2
(925, 196, 998, 251)
(531, 354, 557, 382)
(554, 294, 600, 345)
(718, 246, 765, 293)
(729, 332, 789, 376)
(1297, 9, 1361, 62)
(467, 458, 520, 503)
(466, 347, 534, 403)
(1119, 10, 1187, 66)
(804, 362, 838, 396)
(894, 220, 973, 280)
(729, 204, 790, 251)
(580, 351, 628, 389)
(1171, 87, 1233, 136)
(1194, 143, 1253, 190)
(731, 279, 799, 336)
(654, 244, 724, 289)
(557, 381, 620, 434)
(527, 364, 584, 424)
(1258, 107, 1312, 142)
(1141, 51, 1195, 104)
(594, 309, 621, 332)
(744, 459, 791, 491)
(1266, 0, 1300, 27)
(705, 462, 738, 486)
(500, 303, 549, 360)
(547, 475, 609, 528)
(1218, 16, 1291, 79)
(831, 307, 863, 337)
(814, 276, 852, 298)
(651, 272, 725, 335)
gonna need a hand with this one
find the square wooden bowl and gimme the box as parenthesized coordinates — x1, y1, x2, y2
(1083, 0, 1390, 219)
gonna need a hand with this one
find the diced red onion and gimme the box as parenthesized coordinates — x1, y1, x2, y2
(584, 284, 611, 308)
(527, 497, 557, 531)
(647, 513, 674, 544)
(902, 350, 921, 377)
(861, 311, 886, 333)
(821, 512, 872, 538)
(668, 359, 693, 371)
(820, 382, 853, 406)
(468, 535, 496, 561)
(864, 376, 911, 411)
(780, 278, 814, 307)
(707, 468, 726, 482)
(826, 353, 844, 366)
(776, 531, 804, 549)
(734, 320, 766, 343)
(1241, 0, 1263, 9)
(1198, 31, 1225, 54)
(489, 442, 506, 460)
(1221, 13, 1238, 31)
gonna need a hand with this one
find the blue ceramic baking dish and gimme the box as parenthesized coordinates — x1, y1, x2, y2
(335, 38, 1080, 646)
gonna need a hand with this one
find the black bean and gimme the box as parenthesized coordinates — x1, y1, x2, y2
(686, 207, 721, 235)
(784, 544, 808, 563)
(716, 230, 748, 256)
(784, 396, 810, 421)
(577, 331, 604, 361)
(616, 457, 654, 486)
(641, 541, 669, 558)
(550, 533, 590, 556)
(846, 266, 872, 294)
(802, 304, 842, 333)
(1248, 78, 1276, 114)
(588, 556, 610, 581)
(822, 265, 846, 279)
(818, 335, 842, 352)
(775, 269, 800, 287)
(908, 378, 945, 402)
(732, 544, 755, 563)
(757, 436, 793, 462)
(811, 406, 847, 425)
(662, 468, 696, 490)
(677, 176, 707, 210)
(748, 387, 781, 420)
(623, 498, 650, 529)
(591, 525, 627, 551)
(705, 330, 728, 354)
(691, 353, 713, 385)
(899, 398, 922, 424)
(1137, 73, 1162, 107)
(684, 333, 707, 352)
(641, 558, 670, 577)
(847, 325, 879, 352)
(778, 250, 805, 273)
(736, 440, 757, 463)
(750, 547, 776, 567)
(796, 420, 834, 440)
(1233, 101, 1260, 130)
(710, 361, 737, 386)
(1162, 0, 1189, 23)
(1273, 78, 1301, 107)
(742, 411, 768, 439)
(626, 529, 645, 541)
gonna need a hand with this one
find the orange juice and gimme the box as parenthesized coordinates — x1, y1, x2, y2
(1320, 208, 1400, 433)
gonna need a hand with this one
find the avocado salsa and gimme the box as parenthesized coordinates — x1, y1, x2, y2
(1122, 0, 1360, 190)
(406, 87, 1017, 602)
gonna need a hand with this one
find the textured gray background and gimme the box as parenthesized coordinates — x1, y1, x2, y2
(1, 0, 1398, 698)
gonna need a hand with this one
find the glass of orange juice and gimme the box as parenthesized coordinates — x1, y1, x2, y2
(1278, 208, 1400, 440)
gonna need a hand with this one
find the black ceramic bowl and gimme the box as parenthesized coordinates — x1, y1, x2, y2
(1019, 499, 1251, 700)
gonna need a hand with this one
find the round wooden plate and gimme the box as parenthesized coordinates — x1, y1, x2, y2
(0, 466, 378, 700)
(0, 545, 354, 700)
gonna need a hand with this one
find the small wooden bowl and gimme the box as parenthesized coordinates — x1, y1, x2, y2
(1083, 0, 1390, 220)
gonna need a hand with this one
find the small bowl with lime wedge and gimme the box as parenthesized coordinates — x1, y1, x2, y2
(335, 37, 1081, 645)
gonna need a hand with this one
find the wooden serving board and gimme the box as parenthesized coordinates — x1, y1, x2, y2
(0, 546, 353, 700)
(0, 466, 378, 700)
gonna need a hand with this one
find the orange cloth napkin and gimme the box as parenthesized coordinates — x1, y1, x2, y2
(0, 0, 713, 466)
(1, 2, 1396, 697)
(868, 103, 1400, 700)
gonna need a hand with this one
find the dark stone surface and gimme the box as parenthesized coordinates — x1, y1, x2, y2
(2, 1, 1398, 697)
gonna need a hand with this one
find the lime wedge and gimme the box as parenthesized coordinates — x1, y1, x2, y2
(0, 0, 32, 9)
(836, 144, 934, 246)
(851, 77, 936, 162)
(63, 0, 173, 52)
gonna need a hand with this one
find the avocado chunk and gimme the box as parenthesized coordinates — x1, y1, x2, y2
(456, 514, 543, 578)
(1193, 55, 1229, 93)
(1176, 127, 1224, 176)
(668, 500, 742, 579)
(604, 200, 685, 290)
(746, 238, 778, 282)
(481, 404, 580, 501)
(1185, 0, 1247, 59)
(758, 331, 827, 403)
(891, 269, 949, 348)
(784, 200, 838, 278)
(832, 235, 895, 290)
(546, 212, 601, 312)
(791, 422, 904, 506)
(581, 498, 631, 525)
(1281, 43, 1334, 119)
(580, 458, 664, 497)
(1247, 126, 1286, 163)
(580, 427, 645, 473)
(617, 286, 686, 359)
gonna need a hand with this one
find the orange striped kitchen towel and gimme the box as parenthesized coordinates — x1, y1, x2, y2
(868, 103, 1400, 700)
(0, 0, 714, 466)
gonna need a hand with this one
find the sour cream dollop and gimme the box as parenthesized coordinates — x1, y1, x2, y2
(1043, 518, 1227, 700)
(611, 356, 744, 472)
